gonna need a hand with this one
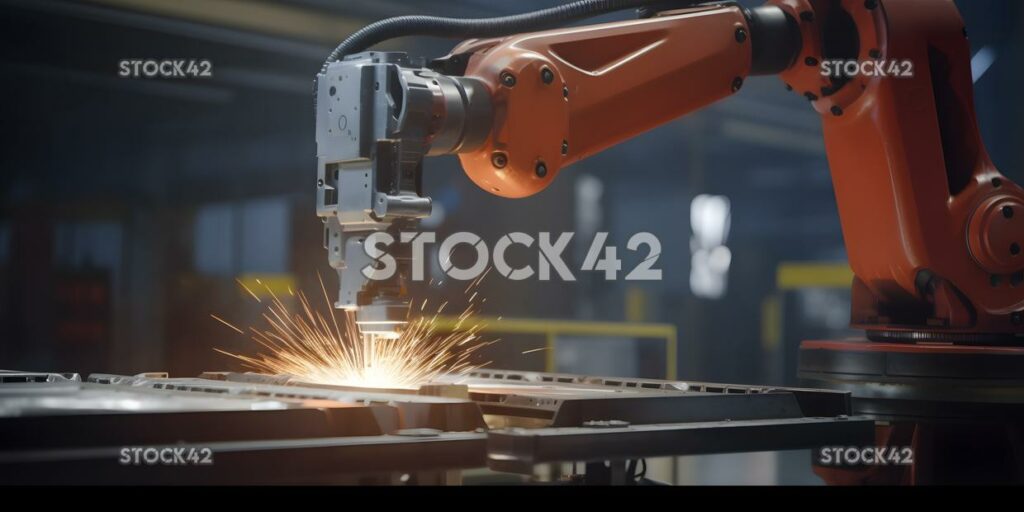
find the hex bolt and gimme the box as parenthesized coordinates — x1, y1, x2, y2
(541, 67, 554, 84)
(535, 161, 548, 178)
(491, 152, 508, 168)
(500, 71, 516, 87)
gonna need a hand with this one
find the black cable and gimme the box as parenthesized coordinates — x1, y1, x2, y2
(320, 0, 694, 75)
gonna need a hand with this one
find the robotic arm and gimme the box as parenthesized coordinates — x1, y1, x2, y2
(317, 0, 1024, 343)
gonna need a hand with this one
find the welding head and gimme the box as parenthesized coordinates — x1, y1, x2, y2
(315, 51, 492, 320)
(353, 298, 409, 339)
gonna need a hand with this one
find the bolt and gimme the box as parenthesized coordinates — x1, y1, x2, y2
(563, 85, 570, 98)
(500, 71, 516, 87)
(491, 152, 508, 168)
(535, 161, 548, 178)
(735, 27, 747, 43)
(805, 92, 819, 101)
(561, 140, 569, 155)
(805, 56, 819, 67)
(993, 178, 1003, 188)
(1003, 206, 1015, 219)
(1011, 243, 1021, 256)
(831, 105, 844, 116)
(317, 179, 324, 187)
(732, 77, 744, 92)
(541, 67, 554, 84)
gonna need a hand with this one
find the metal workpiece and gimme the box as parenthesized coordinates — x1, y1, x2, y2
(316, 52, 492, 323)
(0, 433, 488, 485)
(486, 416, 875, 475)
(87, 373, 488, 432)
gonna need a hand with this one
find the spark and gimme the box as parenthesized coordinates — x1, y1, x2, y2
(215, 274, 491, 390)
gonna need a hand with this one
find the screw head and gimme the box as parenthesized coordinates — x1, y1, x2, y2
(500, 71, 516, 87)
(561, 140, 569, 155)
(735, 27, 747, 43)
(540, 67, 554, 84)
(731, 77, 744, 92)
(491, 152, 508, 168)
(1003, 206, 1015, 219)
(805, 56, 819, 67)
(563, 85, 569, 98)
(535, 161, 548, 178)
(831, 105, 844, 116)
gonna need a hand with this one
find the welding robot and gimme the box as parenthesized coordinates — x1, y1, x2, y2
(315, 0, 1024, 483)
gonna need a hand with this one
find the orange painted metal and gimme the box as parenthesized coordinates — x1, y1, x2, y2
(770, 0, 1024, 337)
(447, 0, 1023, 338)
(456, 4, 751, 198)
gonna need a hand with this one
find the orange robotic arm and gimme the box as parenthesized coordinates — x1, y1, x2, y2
(317, 0, 1023, 342)
(441, 0, 1024, 342)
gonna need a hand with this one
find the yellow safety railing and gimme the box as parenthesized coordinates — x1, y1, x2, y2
(432, 316, 678, 380)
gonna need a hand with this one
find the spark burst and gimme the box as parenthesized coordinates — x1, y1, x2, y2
(213, 274, 492, 389)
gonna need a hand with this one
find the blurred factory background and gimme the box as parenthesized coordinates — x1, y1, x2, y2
(0, 0, 1021, 484)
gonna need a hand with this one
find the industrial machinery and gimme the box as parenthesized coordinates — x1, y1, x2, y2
(313, 0, 1024, 483)
(316, 0, 1023, 343)
(0, 369, 870, 484)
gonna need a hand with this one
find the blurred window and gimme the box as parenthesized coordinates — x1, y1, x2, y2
(193, 197, 290, 276)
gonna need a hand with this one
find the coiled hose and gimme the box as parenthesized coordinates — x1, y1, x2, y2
(320, 0, 694, 75)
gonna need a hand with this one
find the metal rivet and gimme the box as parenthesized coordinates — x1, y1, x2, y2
(541, 67, 554, 84)
(731, 77, 744, 92)
(500, 71, 516, 87)
(1003, 206, 1014, 219)
(491, 152, 508, 168)
(535, 162, 548, 178)
(735, 27, 747, 43)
